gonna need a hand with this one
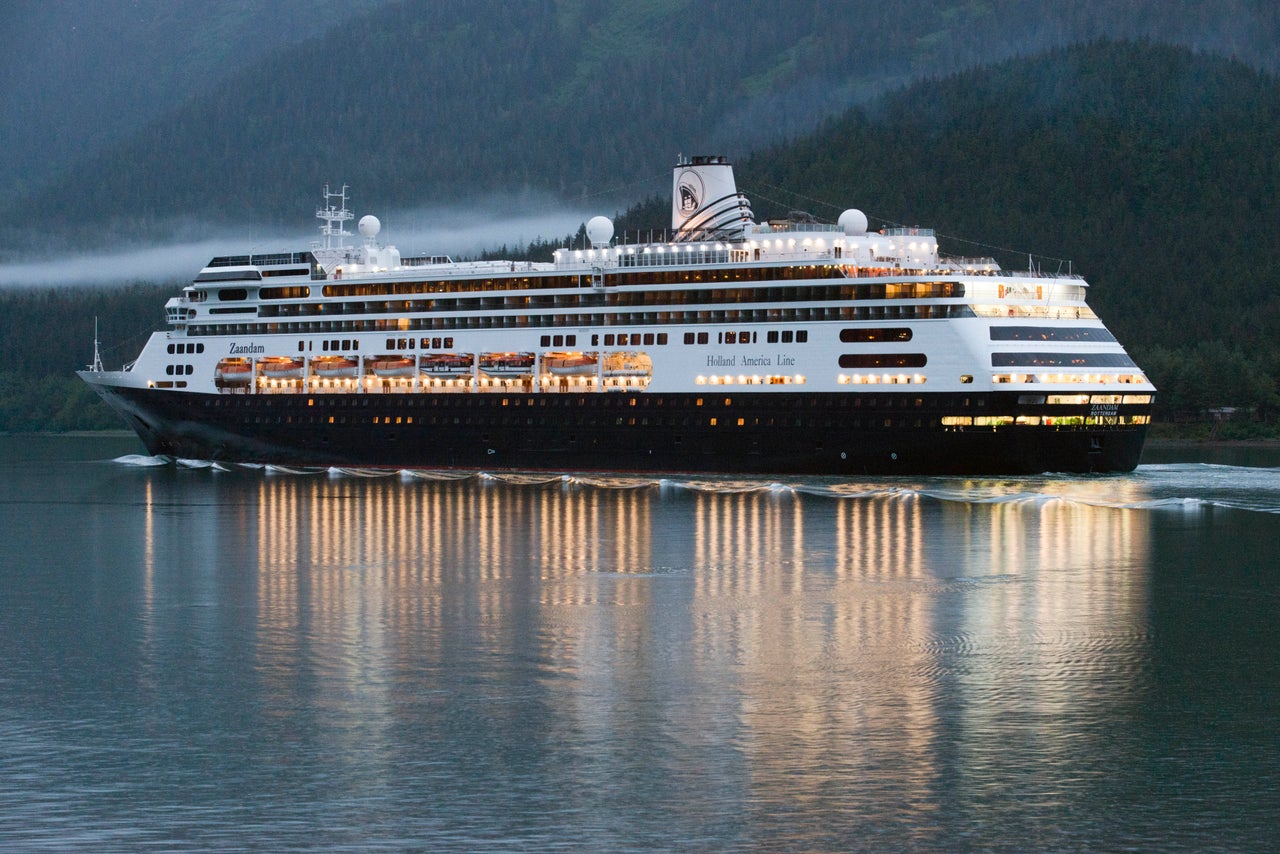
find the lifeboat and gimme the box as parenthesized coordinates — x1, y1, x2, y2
(261, 357, 304, 379)
(312, 356, 359, 378)
(215, 358, 252, 383)
(370, 357, 416, 378)
(420, 353, 474, 377)
(479, 352, 535, 377)
(543, 352, 598, 376)
(601, 352, 653, 377)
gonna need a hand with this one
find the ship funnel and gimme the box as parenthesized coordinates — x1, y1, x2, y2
(671, 154, 754, 241)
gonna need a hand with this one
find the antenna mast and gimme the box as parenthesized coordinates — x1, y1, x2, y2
(90, 317, 104, 372)
(316, 183, 353, 250)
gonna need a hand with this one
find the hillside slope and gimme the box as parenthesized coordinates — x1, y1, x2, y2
(0, 0, 393, 198)
(738, 40, 1280, 357)
(16, 0, 1280, 243)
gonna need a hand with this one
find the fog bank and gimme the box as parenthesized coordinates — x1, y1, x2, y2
(0, 204, 589, 288)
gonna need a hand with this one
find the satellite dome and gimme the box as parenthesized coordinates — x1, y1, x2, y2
(358, 214, 381, 239)
(839, 209, 868, 236)
(586, 215, 614, 248)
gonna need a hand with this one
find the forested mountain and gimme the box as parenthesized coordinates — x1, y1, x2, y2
(12, 0, 1280, 247)
(2, 40, 1277, 432)
(733, 41, 1280, 418)
(739, 42, 1280, 349)
(0, 0, 394, 199)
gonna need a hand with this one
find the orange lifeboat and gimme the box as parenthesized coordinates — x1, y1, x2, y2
(544, 352, 597, 376)
(312, 356, 359, 378)
(215, 358, 252, 383)
(261, 357, 304, 379)
(370, 357, 416, 378)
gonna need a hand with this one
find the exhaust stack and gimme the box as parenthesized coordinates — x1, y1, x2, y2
(671, 155, 754, 241)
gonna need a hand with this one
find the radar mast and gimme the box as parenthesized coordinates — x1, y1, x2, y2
(316, 184, 353, 250)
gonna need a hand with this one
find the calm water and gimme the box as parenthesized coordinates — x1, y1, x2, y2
(2, 435, 1279, 850)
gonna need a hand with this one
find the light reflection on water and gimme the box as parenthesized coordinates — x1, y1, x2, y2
(2, 439, 1278, 849)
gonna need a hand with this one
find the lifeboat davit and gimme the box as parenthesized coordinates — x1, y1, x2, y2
(312, 357, 359, 378)
(215, 359, 252, 383)
(370, 357, 416, 378)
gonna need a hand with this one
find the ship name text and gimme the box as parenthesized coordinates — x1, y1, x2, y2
(708, 353, 795, 368)
(230, 342, 265, 355)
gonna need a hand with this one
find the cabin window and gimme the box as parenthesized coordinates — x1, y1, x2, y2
(540, 335, 551, 346)
(838, 353, 928, 369)
(782, 331, 793, 343)
(684, 333, 695, 345)
(840, 327, 912, 342)
(657, 333, 667, 345)
(553, 335, 564, 347)
(697, 332, 708, 344)
(767, 331, 778, 343)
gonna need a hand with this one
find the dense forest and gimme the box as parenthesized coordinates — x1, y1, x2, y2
(2, 40, 1277, 436)
(0, 0, 393, 200)
(10, 0, 1280, 250)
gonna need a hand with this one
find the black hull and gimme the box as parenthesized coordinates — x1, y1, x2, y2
(87, 384, 1149, 475)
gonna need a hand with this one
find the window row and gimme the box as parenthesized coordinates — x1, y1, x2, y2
(262, 281, 968, 318)
(188, 304, 974, 337)
(991, 352, 1138, 368)
(375, 336, 459, 351)
(839, 354, 929, 369)
(989, 325, 1116, 342)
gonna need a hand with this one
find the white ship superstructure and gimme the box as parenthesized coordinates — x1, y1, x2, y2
(80, 155, 1153, 473)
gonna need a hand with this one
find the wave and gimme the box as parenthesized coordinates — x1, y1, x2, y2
(111, 454, 169, 467)
(106, 458, 1280, 514)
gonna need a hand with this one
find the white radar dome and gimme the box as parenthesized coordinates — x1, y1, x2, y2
(358, 214, 381, 239)
(839, 209, 868, 236)
(586, 215, 614, 248)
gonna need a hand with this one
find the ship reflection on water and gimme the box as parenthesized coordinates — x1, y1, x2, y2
(207, 472, 1154, 841)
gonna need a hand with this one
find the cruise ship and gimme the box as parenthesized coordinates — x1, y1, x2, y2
(79, 155, 1154, 474)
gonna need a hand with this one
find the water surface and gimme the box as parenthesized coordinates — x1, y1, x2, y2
(2, 435, 1278, 849)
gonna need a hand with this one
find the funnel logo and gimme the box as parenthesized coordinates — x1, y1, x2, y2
(677, 170, 704, 219)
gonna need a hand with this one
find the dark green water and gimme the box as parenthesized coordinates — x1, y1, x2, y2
(2, 435, 1278, 850)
